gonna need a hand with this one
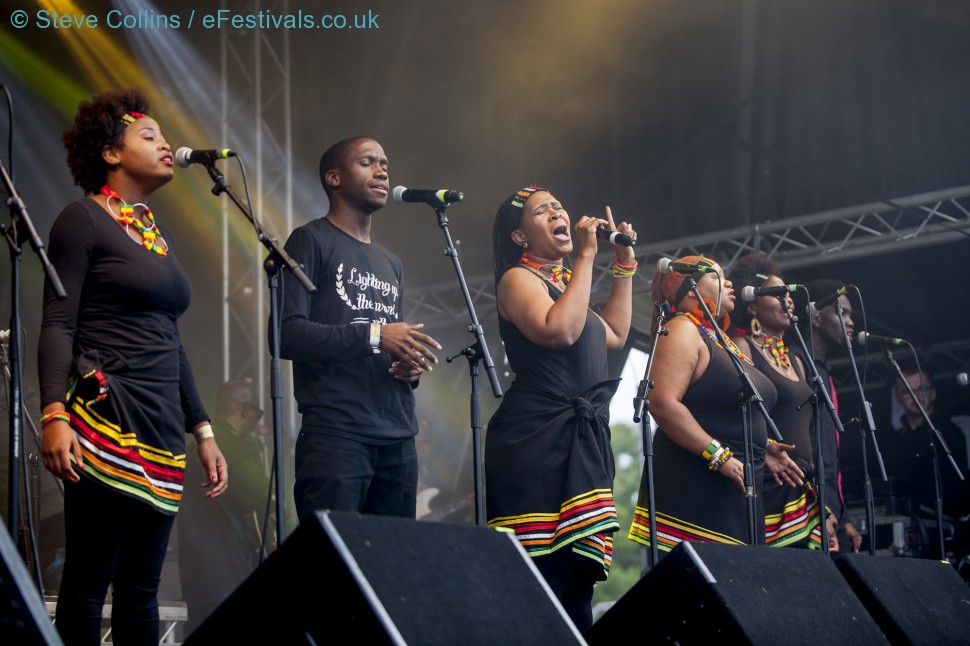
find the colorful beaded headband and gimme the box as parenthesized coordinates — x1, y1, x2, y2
(510, 185, 545, 209)
(119, 111, 147, 127)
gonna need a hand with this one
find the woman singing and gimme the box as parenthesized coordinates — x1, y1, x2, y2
(39, 88, 227, 645)
(629, 255, 798, 553)
(486, 185, 636, 632)
(728, 253, 827, 549)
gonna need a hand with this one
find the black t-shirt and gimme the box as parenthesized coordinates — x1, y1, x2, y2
(278, 217, 416, 442)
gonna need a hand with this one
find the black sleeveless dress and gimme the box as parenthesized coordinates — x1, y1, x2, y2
(748, 341, 823, 547)
(629, 323, 777, 551)
(485, 272, 620, 576)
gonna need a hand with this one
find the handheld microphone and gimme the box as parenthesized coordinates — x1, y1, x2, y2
(856, 331, 907, 347)
(596, 227, 636, 247)
(806, 285, 851, 316)
(175, 147, 236, 168)
(391, 186, 464, 206)
(740, 284, 799, 302)
(656, 258, 719, 275)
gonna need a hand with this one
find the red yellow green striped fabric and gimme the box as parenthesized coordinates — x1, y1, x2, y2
(68, 395, 185, 515)
(488, 488, 618, 573)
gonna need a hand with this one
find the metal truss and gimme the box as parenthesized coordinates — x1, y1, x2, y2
(407, 185, 970, 327)
(220, 0, 293, 422)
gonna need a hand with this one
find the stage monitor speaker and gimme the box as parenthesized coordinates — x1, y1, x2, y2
(586, 542, 888, 645)
(184, 510, 583, 645)
(835, 554, 970, 645)
(0, 517, 62, 645)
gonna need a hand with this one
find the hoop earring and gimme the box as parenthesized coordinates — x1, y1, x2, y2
(750, 317, 763, 337)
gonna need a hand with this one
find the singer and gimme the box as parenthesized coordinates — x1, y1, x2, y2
(792, 278, 863, 554)
(728, 253, 830, 550)
(278, 137, 441, 524)
(485, 185, 636, 633)
(38, 88, 228, 645)
(628, 255, 787, 553)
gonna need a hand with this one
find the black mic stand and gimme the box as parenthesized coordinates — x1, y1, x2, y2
(684, 276, 783, 545)
(837, 299, 887, 556)
(1, 158, 65, 559)
(781, 296, 843, 556)
(632, 303, 669, 570)
(432, 202, 502, 526)
(201, 160, 315, 546)
(883, 349, 964, 559)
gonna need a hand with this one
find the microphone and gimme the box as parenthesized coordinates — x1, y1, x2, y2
(807, 285, 851, 316)
(391, 186, 464, 206)
(174, 147, 236, 168)
(656, 258, 719, 275)
(596, 227, 636, 247)
(740, 284, 800, 302)
(856, 331, 907, 347)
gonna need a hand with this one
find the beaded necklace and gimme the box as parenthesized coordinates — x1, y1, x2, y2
(100, 185, 168, 256)
(678, 311, 754, 365)
(519, 253, 571, 285)
(756, 335, 792, 370)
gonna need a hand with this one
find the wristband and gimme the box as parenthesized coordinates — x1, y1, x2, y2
(701, 439, 721, 461)
(611, 259, 638, 277)
(192, 424, 214, 442)
(40, 411, 71, 428)
(369, 321, 383, 354)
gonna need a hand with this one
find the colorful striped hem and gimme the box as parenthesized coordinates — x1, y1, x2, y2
(487, 489, 619, 572)
(628, 506, 747, 552)
(765, 485, 823, 548)
(69, 397, 185, 515)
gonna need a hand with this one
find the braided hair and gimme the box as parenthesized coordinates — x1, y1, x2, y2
(491, 185, 573, 290)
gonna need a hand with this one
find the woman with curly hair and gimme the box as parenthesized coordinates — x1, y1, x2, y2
(486, 185, 636, 633)
(727, 253, 832, 549)
(38, 88, 227, 645)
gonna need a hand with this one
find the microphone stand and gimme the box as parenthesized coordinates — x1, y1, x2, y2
(837, 299, 887, 556)
(1, 158, 65, 556)
(684, 276, 782, 545)
(883, 349, 964, 559)
(201, 160, 315, 546)
(432, 202, 502, 526)
(632, 304, 669, 570)
(781, 297, 841, 556)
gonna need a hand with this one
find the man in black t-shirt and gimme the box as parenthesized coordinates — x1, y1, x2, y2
(278, 137, 441, 522)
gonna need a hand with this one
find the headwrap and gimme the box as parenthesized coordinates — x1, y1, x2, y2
(653, 255, 717, 308)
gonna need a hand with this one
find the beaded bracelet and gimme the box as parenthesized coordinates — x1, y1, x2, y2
(611, 259, 638, 277)
(39, 411, 70, 428)
(192, 423, 215, 442)
(701, 439, 721, 461)
(708, 446, 733, 471)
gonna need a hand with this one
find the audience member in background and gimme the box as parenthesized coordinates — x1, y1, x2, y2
(886, 367, 970, 535)
(179, 379, 268, 634)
